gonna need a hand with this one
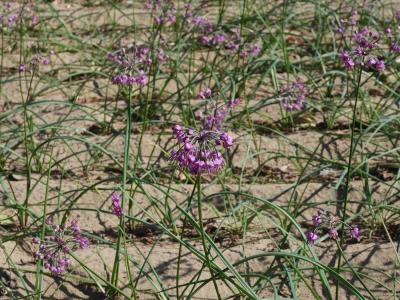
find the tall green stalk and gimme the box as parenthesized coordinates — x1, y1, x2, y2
(110, 86, 133, 297)
(176, 180, 197, 299)
(196, 175, 222, 300)
(35, 146, 54, 300)
(335, 65, 363, 300)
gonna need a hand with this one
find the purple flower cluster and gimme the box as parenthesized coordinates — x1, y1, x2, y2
(111, 71, 148, 86)
(146, 0, 176, 26)
(32, 219, 89, 275)
(108, 44, 169, 86)
(306, 210, 361, 245)
(197, 86, 212, 100)
(184, 11, 261, 59)
(199, 29, 261, 59)
(190, 15, 214, 33)
(203, 98, 241, 130)
(170, 125, 233, 174)
(108, 45, 154, 86)
(338, 13, 385, 73)
(383, 11, 400, 55)
(170, 86, 240, 175)
(111, 192, 123, 217)
(337, 10, 357, 34)
(280, 80, 307, 112)
(19, 53, 52, 73)
(0, 3, 39, 29)
(195, 86, 241, 130)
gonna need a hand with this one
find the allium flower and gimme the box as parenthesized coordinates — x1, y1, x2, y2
(200, 35, 213, 46)
(197, 86, 212, 100)
(338, 21, 387, 73)
(328, 228, 339, 239)
(390, 43, 400, 53)
(280, 80, 307, 112)
(213, 33, 226, 45)
(183, 3, 193, 19)
(170, 125, 232, 175)
(307, 210, 360, 243)
(7, 14, 17, 28)
(249, 44, 261, 56)
(226, 41, 240, 51)
(19, 64, 26, 72)
(170, 86, 240, 175)
(1, 3, 39, 29)
(340, 51, 355, 70)
(365, 57, 385, 73)
(352, 27, 378, 50)
(191, 15, 213, 33)
(31, 14, 38, 26)
(108, 45, 157, 86)
(156, 49, 168, 63)
(146, 0, 176, 26)
(202, 97, 241, 130)
(312, 213, 322, 226)
(111, 192, 123, 217)
(375, 59, 385, 72)
(32, 219, 89, 275)
(337, 10, 358, 34)
(239, 43, 262, 59)
(306, 231, 318, 244)
(350, 227, 361, 241)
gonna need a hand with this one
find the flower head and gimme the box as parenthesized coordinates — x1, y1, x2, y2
(312, 213, 322, 226)
(350, 226, 361, 241)
(306, 231, 318, 244)
(328, 228, 339, 239)
(340, 51, 355, 70)
(107, 44, 162, 86)
(170, 125, 232, 175)
(281, 80, 307, 111)
(111, 192, 123, 217)
(32, 219, 89, 275)
(197, 86, 212, 100)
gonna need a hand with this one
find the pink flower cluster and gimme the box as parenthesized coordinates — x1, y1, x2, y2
(108, 44, 169, 86)
(170, 125, 233, 175)
(111, 71, 148, 86)
(195, 86, 241, 130)
(338, 13, 385, 73)
(111, 192, 123, 217)
(337, 10, 357, 34)
(184, 10, 261, 59)
(383, 11, 400, 54)
(146, 0, 176, 26)
(190, 15, 214, 33)
(19, 53, 52, 73)
(170, 86, 240, 175)
(204, 98, 241, 130)
(306, 210, 361, 245)
(280, 80, 307, 112)
(32, 219, 89, 275)
(199, 28, 261, 59)
(0, 3, 39, 29)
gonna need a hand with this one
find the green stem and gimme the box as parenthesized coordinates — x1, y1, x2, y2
(35, 146, 54, 299)
(176, 179, 197, 299)
(196, 175, 222, 300)
(335, 65, 363, 300)
(110, 85, 133, 297)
